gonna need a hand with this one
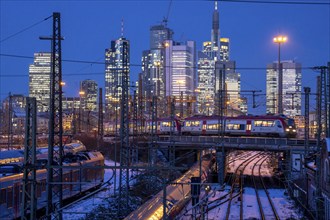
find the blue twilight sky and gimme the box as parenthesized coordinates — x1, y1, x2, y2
(0, 0, 329, 115)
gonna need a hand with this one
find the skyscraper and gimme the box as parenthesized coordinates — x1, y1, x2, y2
(266, 60, 302, 116)
(29, 52, 51, 112)
(105, 37, 130, 120)
(211, 1, 220, 50)
(220, 38, 229, 61)
(81, 79, 98, 112)
(150, 24, 173, 50)
(141, 24, 174, 115)
(164, 40, 196, 98)
(197, 2, 241, 115)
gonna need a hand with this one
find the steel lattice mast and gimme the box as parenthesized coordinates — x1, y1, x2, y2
(97, 88, 104, 149)
(118, 38, 130, 217)
(46, 12, 64, 220)
(21, 97, 37, 220)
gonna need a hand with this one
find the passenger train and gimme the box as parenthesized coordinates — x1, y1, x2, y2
(148, 114, 297, 138)
(0, 144, 104, 219)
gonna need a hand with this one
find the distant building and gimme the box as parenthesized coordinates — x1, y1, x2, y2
(197, 2, 241, 116)
(29, 52, 51, 112)
(164, 40, 196, 116)
(220, 38, 229, 62)
(62, 97, 80, 112)
(215, 61, 241, 114)
(81, 79, 98, 112)
(141, 24, 174, 115)
(150, 24, 174, 50)
(105, 37, 130, 120)
(266, 60, 302, 116)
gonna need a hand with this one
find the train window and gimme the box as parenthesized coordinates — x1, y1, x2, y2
(0, 188, 6, 204)
(246, 124, 252, 131)
(161, 122, 171, 127)
(226, 123, 245, 130)
(7, 186, 13, 208)
(254, 120, 274, 127)
(186, 121, 200, 127)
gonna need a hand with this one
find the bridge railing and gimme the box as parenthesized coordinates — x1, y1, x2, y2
(158, 136, 315, 148)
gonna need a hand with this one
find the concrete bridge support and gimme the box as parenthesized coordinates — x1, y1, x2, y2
(216, 146, 226, 184)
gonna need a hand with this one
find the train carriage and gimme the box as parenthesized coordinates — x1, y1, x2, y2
(0, 149, 104, 219)
(146, 117, 181, 135)
(181, 114, 297, 138)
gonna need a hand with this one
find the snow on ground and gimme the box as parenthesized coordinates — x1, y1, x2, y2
(180, 151, 305, 220)
(62, 160, 118, 219)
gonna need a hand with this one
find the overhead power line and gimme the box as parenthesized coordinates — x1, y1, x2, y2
(0, 53, 322, 76)
(0, 15, 52, 43)
(217, 0, 330, 5)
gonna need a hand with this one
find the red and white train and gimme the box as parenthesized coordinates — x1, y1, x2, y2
(0, 149, 104, 219)
(149, 114, 297, 138)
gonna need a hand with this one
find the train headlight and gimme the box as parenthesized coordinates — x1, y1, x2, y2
(293, 129, 296, 132)
(286, 128, 290, 132)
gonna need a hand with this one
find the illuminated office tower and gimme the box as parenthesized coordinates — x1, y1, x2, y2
(220, 38, 229, 61)
(29, 52, 51, 112)
(150, 24, 173, 50)
(105, 37, 130, 119)
(197, 42, 216, 115)
(80, 79, 98, 112)
(141, 24, 174, 115)
(164, 40, 196, 99)
(215, 61, 241, 113)
(197, 2, 241, 115)
(266, 60, 302, 116)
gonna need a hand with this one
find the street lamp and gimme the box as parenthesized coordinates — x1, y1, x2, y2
(79, 91, 85, 133)
(273, 35, 287, 114)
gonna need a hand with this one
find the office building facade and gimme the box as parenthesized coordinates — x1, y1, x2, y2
(266, 60, 302, 116)
(81, 79, 98, 112)
(29, 52, 51, 112)
(105, 37, 130, 119)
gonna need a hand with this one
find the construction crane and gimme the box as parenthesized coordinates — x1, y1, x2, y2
(163, 0, 172, 27)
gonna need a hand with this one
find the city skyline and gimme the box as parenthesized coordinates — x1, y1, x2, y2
(1, 0, 329, 114)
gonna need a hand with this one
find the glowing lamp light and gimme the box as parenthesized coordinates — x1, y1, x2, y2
(79, 91, 85, 96)
(273, 35, 288, 43)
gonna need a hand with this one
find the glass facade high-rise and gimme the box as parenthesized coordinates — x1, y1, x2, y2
(141, 24, 174, 115)
(220, 38, 229, 62)
(29, 52, 51, 112)
(81, 79, 98, 112)
(266, 60, 302, 116)
(197, 2, 241, 115)
(164, 40, 196, 97)
(163, 40, 196, 116)
(150, 24, 173, 50)
(105, 37, 130, 119)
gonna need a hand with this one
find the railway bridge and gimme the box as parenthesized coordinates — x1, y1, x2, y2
(155, 136, 318, 184)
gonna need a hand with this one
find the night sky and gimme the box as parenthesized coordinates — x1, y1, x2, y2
(1, 0, 329, 114)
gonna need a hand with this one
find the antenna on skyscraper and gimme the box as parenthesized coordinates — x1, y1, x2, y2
(163, 0, 172, 27)
(121, 18, 124, 37)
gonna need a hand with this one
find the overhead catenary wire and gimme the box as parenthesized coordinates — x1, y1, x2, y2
(0, 53, 323, 78)
(217, 0, 330, 5)
(0, 15, 52, 43)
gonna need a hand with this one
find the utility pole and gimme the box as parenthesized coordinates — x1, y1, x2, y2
(97, 88, 103, 149)
(216, 61, 226, 184)
(21, 97, 37, 220)
(43, 12, 64, 220)
(7, 92, 12, 150)
(118, 38, 130, 217)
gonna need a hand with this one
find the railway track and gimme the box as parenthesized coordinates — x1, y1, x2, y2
(224, 151, 264, 220)
(251, 153, 280, 220)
